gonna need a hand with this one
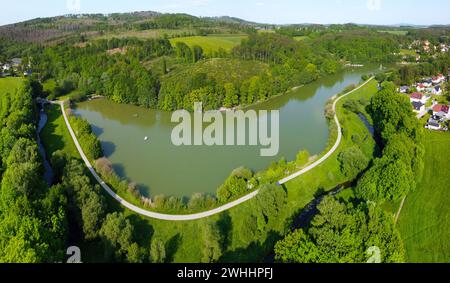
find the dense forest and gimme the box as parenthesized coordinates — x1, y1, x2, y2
(0, 81, 67, 262)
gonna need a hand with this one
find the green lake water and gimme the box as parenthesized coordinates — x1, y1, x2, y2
(74, 66, 377, 197)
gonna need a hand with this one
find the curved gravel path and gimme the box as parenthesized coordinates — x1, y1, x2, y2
(57, 77, 374, 221)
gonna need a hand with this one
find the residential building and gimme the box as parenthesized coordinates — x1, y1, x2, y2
(432, 104, 450, 119)
(412, 101, 425, 112)
(399, 86, 410, 93)
(426, 119, 441, 131)
(432, 85, 442, 95)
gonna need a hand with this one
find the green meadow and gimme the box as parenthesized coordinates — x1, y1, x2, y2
(398, 131, 450, 263)
(169, 35, 247, 55)
(0, 77, 24, 95)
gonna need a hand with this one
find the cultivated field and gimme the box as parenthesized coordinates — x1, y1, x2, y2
(169, 35, 247, 55)
(0, 77, 23, 95)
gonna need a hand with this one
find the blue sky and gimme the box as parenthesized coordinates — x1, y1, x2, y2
(1, 0, 449, 26)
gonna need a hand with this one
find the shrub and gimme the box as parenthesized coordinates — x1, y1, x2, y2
(343, 99, 361, 113)
(95, 157, 115, 177)
(337, 146, 369, 178)
(216, 175, 248, 203)
(295, 150, 310, 167)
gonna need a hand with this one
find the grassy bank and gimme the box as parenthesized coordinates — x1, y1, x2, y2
(283, 80, 378, 215)
(398, 131, 450, 262)
(40, 104, 78, 159)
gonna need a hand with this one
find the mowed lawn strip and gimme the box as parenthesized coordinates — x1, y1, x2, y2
(398, 131, 450, 263)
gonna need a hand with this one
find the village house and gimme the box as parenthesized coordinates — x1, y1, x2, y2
(412, 101, 425, 113)
(416, 83, 426, 92)
(433, 104, 450, 119)
(422, 79, 433, 88)
(433, 111, 446, 122)
(426, 119, 442, 131)
(2, 63, 11, 72)
(432, 85, 442, 95)
(399, 86, 410, 93)
(432, 74, 446, 85)
(11, 58, 22, 68)
(410, 92, 429, 104)
(423, 40, 431, 52)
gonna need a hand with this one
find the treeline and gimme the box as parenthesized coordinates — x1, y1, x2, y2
(32, 38, 170, 107)
(397, 53, 450, 85)
(275, 196, 405, 263)
(132, 13, 256, 34)
(0, 81, 67, 262)
(54, 155, 147, 262)
(315, 31, 400, 63)
(355, 82, 424, 202)
(406, 27, 450, 44)
(158, 71, 288, 111)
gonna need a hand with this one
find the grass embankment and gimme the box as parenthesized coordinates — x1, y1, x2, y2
(169, 35, 247, 55)
(40, 104, 78, 159)
(283, 80, 378, 215)
(398, 131, 450, 263)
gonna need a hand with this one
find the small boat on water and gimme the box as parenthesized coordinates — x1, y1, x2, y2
(144, 136, 149, 141)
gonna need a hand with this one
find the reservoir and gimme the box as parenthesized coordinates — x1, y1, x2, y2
(74, 66, 377, 197)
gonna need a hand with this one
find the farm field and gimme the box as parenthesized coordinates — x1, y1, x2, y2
(169, 35, 247, 54)
(400, 49, 417, 56)
(398, 131, 450, 263)
(378, 30, 409, 35)
(293, 36, 309, 41)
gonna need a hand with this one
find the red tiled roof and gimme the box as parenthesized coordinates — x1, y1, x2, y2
(433, 104, 450, 114)
(410, 92, 423, 99)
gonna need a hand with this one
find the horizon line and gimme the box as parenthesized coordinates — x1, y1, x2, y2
(2, 10, 450, 28)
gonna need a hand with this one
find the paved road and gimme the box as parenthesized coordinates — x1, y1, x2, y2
(57, 77, 374, 221)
